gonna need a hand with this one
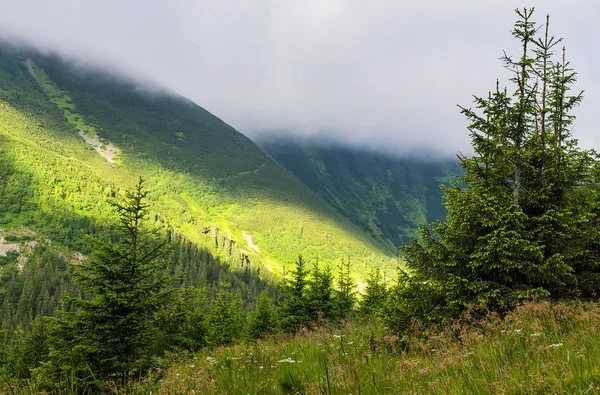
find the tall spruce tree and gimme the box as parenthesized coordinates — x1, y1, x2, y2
(398, 8, 600, 323)
(63, 178, 177, 382)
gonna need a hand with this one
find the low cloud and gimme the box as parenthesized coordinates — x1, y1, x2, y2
(0, 0, 597, 156)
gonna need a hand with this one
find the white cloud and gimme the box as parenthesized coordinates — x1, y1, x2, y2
(0, 0, 597, 156)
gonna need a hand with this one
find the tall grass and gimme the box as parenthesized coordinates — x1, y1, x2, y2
(153, 301, 600, 394)
(5, 301, 600, 394)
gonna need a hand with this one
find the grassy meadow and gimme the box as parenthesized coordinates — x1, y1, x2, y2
(150, 301, 600, 394)
(6, 300, 593, 394)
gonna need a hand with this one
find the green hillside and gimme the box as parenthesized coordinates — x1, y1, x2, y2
(0, 45, 397, 266)
(0, 44, 406, 333)
(260, 137, 460, 250)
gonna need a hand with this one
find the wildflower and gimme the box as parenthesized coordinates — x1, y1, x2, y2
(259, 365, 264, 369)
(549, 343, 563, 348)
(189, 364, 195, 368)
(420, 367, 431, 375)
(278, 358, 297, 363)
(514, 329, 522, 333)
(206, 356, 216, 364)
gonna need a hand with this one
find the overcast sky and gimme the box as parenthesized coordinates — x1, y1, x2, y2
(0, 0, 598, 156)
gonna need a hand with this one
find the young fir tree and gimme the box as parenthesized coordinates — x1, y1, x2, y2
(205, 282, 244, 346)
(62, 178, 177, 382)
(156, 286, 207, 351)
(246, 290, 275, 340)
(334, 258, 356, 320)
(278, 255, 310, 332)
(306, 263, 334, 321)
(359, 268, 388, 317)
(397, 8, 600, 324)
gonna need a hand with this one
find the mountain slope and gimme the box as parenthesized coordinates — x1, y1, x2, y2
(0, 45, 397, 281)
(259, 137, 460, 250)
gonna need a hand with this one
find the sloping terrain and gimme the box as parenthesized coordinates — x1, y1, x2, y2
(0, 45, 398, 279)
(260, 137, 459, 250)
(0, 44, 410, 334)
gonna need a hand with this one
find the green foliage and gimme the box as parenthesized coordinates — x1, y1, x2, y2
(206, 283, 244, 346)
(156, 287, 208, 352)
(246, 290, 275, 340)
(359, 268, 388, 317)
(333, 258, 356, 320)
(278, 256, 310, 333)
(261, 138, 460, 250)
(306, 263, 334, 321)
(275, 256, 361, 333)
(396, 8, 600, 327)
(61, 178, 177, 381)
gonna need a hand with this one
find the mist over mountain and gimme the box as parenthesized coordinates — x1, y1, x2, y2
(0, 0, 597, 156)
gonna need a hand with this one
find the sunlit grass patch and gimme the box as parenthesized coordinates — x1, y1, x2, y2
(152, 301, 600, 394)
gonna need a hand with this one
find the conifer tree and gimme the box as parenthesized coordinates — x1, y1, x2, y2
(206, 282, 244, 345)
(278, 255, 310, 332)
(306, 263, 334, 321)
(246, 290, 275, 339)
(397, 8, 600, 324)
(63, 178, 177, 382)
(157, 286, 207, 351)
(359, 268, 388, 317)
(334, 258, 356, 319)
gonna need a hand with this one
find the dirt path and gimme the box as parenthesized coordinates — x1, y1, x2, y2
(78, 129, 118, 162)
(218, 161, 267, 181)
(242, 231, 260, 253)
(235, 161, 266, 176)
